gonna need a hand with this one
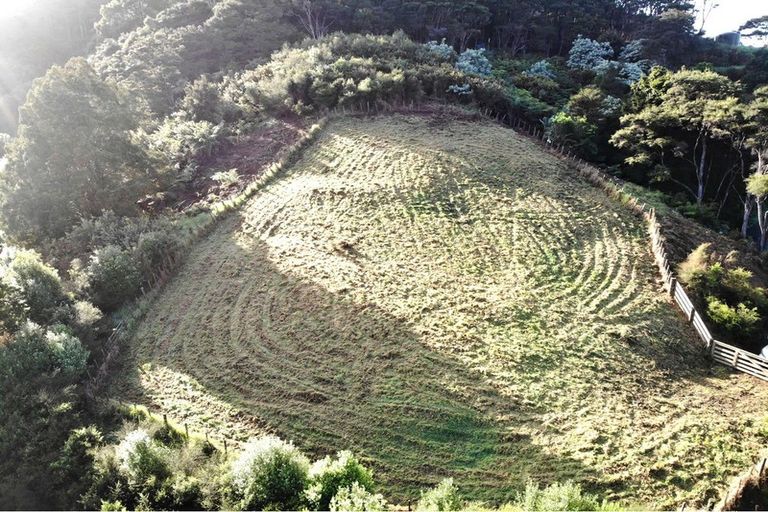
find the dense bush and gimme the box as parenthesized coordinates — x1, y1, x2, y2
(141, 116, 224, 174)
(330, 482, 387, 512)
(1, 59, 156, 242)
(232, 435, 310, 511)
(679, 244, 768, 345)
(86, 245, 142, 312)
(0, 321, 89, 508)
(0, 279, 27, 335)
(416, 478, 463, 511)
(545, 111, 598, 156)
(8, 249, 71, 325)
(456, 49, 492, 77)
(136, 230, 183, 279)
(512, 480, 618, 511)
(306, 451, 375, 511)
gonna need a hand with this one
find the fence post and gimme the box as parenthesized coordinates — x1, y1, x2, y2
(732, 350, 740, 367)
(689, 308, 696, 324)
(669, 277, 677, 297)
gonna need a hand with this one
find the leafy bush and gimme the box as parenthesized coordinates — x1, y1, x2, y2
(87, 245, 142, 312)
(425, 40, 457, 62)
(525, 60, 557, 80)
(545, 111, 598, 156)
(0, 320, 88, 508)
(330, 482, 387, 512)
(567, 36, 614, 71)
(706, 297, 761, 335)
(679, 244, 768, 343)
(306, 451, 374, 511)
(0, 279, 27, 335)
(416, 478, 463, 511)
(456, 49, 492, 77)
(46, 325, 89, 377)
(512, 480, 617, 511)
(136, 230, 183, 280)
(116, 429, 172, 484)
(232, 435, 310, 511)
(8, 249, 70, 325)
(143, 116, 224, 173)
(0, 132, 10, 157)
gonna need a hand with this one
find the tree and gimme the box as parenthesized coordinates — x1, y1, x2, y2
(611, 68, 741, 205)
(740, 15, 768, 43)
(0, 322, 88, 508)
(1, 58, 155, 242)
(291, 0, 335, 39)
(744, 86, 768, 250)
(94, 0, 175, 40)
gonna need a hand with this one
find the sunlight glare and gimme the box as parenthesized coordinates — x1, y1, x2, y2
(0, 0, 32, 19)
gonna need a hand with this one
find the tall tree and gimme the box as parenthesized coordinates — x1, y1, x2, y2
(740, 15, 768, 43)
(611, 68, 741, 205)
(744, 86, 768, 250)
(1, 59, 155, 242)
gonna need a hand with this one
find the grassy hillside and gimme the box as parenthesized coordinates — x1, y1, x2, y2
(115, 114, 768, 508)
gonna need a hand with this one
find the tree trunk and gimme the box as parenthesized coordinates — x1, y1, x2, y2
(742, 196, 754, 239)
(696, 134, 707, 205)
(758, 198, 768, 251)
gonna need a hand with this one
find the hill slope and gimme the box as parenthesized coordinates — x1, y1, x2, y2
(116, 114, 768, 507)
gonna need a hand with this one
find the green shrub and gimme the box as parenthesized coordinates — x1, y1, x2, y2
(232, 435, 310, 511)
(416, 478, 463, 511)
(679, 243, 768, 342)
(142, 116, 224, 173)
(456, 49, 492, 77)
(8, 249, 70, 325)
(330, 482, 387, 512)
(116, 429, 172, 485)
(136, 230, 183, 280)
(51, 426, 104, 508)
(545, 111, 598, 156)
(706, 297, 761, 336)
(87, 245, 142, 311)
(0, 133, 10, 157)
(45, 325, 89, 377)
(0, 278, 27, 335)
(100, 500, 126, 511)
(306, 451, 374, 511)
(512, 480, 617, 511)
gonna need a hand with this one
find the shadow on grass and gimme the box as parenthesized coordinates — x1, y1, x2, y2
(120, 215, 594, 504)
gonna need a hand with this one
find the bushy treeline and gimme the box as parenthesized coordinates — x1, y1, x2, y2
(42, 407, 618, 511)
(679, 244, 768, 350)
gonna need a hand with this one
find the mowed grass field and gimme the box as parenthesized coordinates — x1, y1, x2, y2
(116, 114, 768, 508)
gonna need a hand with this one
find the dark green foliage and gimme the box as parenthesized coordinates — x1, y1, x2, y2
(1, 59, 156, 242)
(679, 244, 768, 346)
(0, 279, 27, 335)
(87, 246, 142, 312)
(0, 322, 89, 509)
(51, 427, 105, 509)
(416, 478, 463, 511)
(232, 436, 310, 511)
(306, 451, 375, 511)
(8, 250, 71, 326)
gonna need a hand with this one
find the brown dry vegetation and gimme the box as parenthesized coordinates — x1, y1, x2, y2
(114, 114, 768, 508)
